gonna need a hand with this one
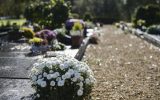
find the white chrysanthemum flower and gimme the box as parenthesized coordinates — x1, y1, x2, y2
(75, 64, 81, 69)
(38, 75, 42, 79)
(77, 89, 83, 96)
(59, 64, 65, 70)
(64, 64, 69, 69)
(43, 72, 48, 77)
(80, 87, 84, 90)
(48, 65, 53, 69)
(65, 72, 71, 79)
(39, 63, 45, 69)
(79, 82, 83, 87)
(90, 76, 96, 83)
(54, 72, 60, 77)
(31, 67, 38, 75)
(51, 61, 57, 66)
(63, 61, 70, 68)
(62, 75, 67, 80)
(49, 70, 53, 74)
(71, 77, 77, 82)
(45, 62, 52, 69)
(50, 73, 57, 79)
(56, 77, 61, 82)
(33, 63, 39, 67)
(40, 81, 47, 87)
(32, 75, 37, 81)
(74, 72, 81, 78)
(47, 74, 52, 80)
(37, 79, 43, 85)
(55, 60, 61, 65)
(80, 68, 86, 73)
(87, 69, 93, 75)
(32, 80, 37, 85)
(79, 76, 84, 81)
(36, 94, 40, 98)
(50, 81, 56, 86)
(85, 78, 90, 84)
(68, 69, 74, 75)
(58, 80, 65, 86)
(77, 82, 83, 87)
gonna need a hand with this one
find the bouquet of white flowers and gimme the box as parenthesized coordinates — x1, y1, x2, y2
(30, 54, 96, 100)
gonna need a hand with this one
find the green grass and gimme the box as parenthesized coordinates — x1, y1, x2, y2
(0, 19, 26, 26)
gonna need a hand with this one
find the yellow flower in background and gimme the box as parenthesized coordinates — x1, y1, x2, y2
(72, 22, 83, 31)
(29, 37, 43, 44)
(20, 27, 35, 39)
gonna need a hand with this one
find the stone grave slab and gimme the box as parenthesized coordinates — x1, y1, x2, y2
(0, 52, 27, 58)
(0, 79, 35, 100)
(0, 41, 85, 100)
(0, 58, 36, 78)
(0, 43, 30, 52)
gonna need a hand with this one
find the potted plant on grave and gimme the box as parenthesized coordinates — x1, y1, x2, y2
(29, 37, 43, 46)
(21, 27, 35, 39)
(29, 37, 43, 54)
(30, 54, 96, 100)
(70, 22, 83, 48)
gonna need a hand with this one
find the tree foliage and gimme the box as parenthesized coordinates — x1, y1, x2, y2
(24, 0, 70, 29)
(0, 0, 160, 23)
(51, 1, 70, 28)
(70, 0, 160, 22)
(133, 5, 160, 27)
(0, 0, 40, 18)
(83, 12, 93, 21)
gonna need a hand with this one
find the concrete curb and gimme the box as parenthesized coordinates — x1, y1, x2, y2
(74, 37, 90, 61)
(0, 31, 9, 37)
(119, 24, 160, 47)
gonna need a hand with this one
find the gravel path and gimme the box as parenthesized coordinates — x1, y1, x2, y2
(83, 25, 160, 100)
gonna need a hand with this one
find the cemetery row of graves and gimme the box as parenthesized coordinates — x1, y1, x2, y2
(0, 17, 101, 99)
(0, 1, 101, 100)
(115, 4, 160, 44)
(0, 1, 160, 100)
(82, 25, 160, 100)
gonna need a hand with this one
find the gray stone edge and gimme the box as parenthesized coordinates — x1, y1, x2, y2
(119, 24, 160, 47)
(74, 37, 90, 61)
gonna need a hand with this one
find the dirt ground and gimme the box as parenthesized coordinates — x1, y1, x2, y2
(83, 25, 160, 100)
